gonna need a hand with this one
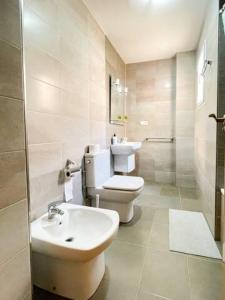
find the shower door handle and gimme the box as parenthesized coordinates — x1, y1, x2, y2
(208, 114, 225, 123)
(209, 114, 225, 132)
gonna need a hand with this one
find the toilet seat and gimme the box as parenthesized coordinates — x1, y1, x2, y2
(85, 149, 144, 222)
(102, 175, 144, 191)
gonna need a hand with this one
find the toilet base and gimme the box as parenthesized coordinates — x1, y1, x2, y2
(32, 251, 105, 300)
(99, 200, 134, 223)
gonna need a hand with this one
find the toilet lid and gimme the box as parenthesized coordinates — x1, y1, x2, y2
(103, 175, 144, 191)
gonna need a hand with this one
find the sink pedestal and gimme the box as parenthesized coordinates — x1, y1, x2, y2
(114, 154, 135, 173)
(111, 142, 142, 173)
(32, 251, 105, 300)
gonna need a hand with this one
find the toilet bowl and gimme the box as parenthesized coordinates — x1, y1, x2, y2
(85, 149, 144, 222)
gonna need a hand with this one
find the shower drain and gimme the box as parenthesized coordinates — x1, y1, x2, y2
(65, 237, 74, 242)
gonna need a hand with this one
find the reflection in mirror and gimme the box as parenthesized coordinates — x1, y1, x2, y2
(109, 75, 128, 125)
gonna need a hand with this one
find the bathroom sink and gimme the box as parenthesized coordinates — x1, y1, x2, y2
(31, 203, 119, 262)
(111, 142, 142, 155)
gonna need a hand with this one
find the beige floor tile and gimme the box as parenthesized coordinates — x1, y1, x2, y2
(142, 182, 162, 196)
(117, 219, 152, 246)
(135, 194, 180, 209)
(179, 187, 198, 200)
(136, 291, 172, 300)
(140, 250, 190, 300)
(90, 277, 137, 300)
(105, 240, 147, 288)
(160, 185, 179, 197)
(148, 221, 169, 251)
(133, 206, 156, 222)
(188, 257, 225, 300)
(117, 205, 155, 245)
(153, 209, 170, 224)
(181, 199, 202, 212)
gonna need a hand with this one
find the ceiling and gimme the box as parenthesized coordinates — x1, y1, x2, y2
(84, 0, 210, 64)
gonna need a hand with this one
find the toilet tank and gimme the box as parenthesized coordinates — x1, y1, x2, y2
(85, 149, 111, 188)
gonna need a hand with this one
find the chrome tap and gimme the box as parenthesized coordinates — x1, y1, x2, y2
(48, 200, 64, 220)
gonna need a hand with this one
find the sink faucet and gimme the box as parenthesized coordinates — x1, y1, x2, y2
(48, 200, 65, 220)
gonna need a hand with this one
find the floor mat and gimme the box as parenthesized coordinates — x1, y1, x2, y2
(169, 209, 222, 259)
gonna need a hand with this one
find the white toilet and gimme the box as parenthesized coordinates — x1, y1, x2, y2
(85, 149, 144, 222)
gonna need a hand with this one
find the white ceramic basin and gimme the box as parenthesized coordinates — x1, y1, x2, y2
(31, 203, 119, 262)
(111, 142, 142, 155)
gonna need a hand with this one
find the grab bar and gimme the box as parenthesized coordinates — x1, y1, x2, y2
(145, 137, 174, 143)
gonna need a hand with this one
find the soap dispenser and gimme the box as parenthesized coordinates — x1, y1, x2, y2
(112, 133, 117, 145)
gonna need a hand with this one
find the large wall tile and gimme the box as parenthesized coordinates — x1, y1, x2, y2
(0, 40, 23, 99)
(0, 247, 31, 300)
(0, 96, 25, 152)
(26, 76, 62, 115)
(0, 199, 29, 265)
(25, 0, 59, 28)
(23, 6, 60, 60)
(194, 0, 218, 236)
(24, 45, 61, 87)
(0, 1, 31, 297)
(24, 0, 125, 219)
(28, 143, 63, 179)
(0, 0, 21, 48)
(29, 171, 64, 221)
(126, 58, 176, 184)
(176, 52, 196, 188)
(0, 150, 27, 210)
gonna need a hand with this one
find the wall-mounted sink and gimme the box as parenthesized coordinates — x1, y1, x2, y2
(111, 142, 142, 155)
(111, 142, 142, 173)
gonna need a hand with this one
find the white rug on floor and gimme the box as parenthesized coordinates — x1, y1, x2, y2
(169, 209, 222, 259)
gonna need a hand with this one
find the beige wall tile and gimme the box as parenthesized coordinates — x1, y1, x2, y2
(28, 143, 63, 179)
(26, 76, 62, 114)
(24, 0, 125, 219)
(0, 40, 23, 99)
(126, 58, 176, 184)
(0, 199, 29, 265)
(0, 0, 21, 48)
(194, 0, 218, 236)
(0, 247, 31, 300)
(176, 51, 196, 188)
(0, 1, 31, 297)
(25, 0, 59, 28)
(0, 150, 27, 210)
(29, 171, 64, 221)
(24, 45, 61, 87)
(23, 6, 60, 60)
(0, 96, 25, 152)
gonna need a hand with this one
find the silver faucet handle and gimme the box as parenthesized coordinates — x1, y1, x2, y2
(48, 200, 65, 219)
(57, 209, 64, 216)
(48, 200, 64, 209)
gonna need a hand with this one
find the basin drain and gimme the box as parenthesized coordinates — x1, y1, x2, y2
(65, 237, 74, 242)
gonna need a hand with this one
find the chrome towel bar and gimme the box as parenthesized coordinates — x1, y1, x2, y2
(145, 137, 175, 143)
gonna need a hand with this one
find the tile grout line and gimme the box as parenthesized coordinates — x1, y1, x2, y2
(178, 186, 182, 209)
(186, 255, 193, 300)
(134, 208, 157, 300)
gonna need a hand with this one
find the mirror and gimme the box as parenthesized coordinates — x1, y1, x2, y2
(109, 75, 127, 125)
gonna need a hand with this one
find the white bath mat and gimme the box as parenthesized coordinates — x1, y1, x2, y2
(169, 209, 222, 259)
